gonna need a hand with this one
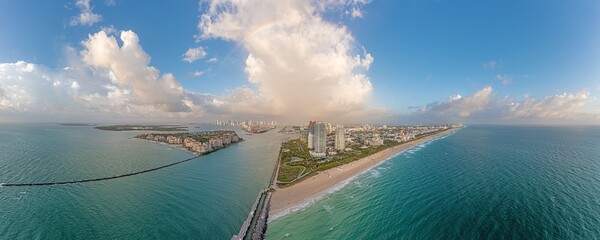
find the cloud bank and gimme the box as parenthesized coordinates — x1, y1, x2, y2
(404, 86, 599, 124)
(1, 1, 598, 125)
(0, 30, 207, 122)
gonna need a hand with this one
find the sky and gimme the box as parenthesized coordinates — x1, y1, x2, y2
(0, 0, 598, 125)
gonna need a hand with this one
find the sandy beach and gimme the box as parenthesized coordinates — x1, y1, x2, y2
(269, 129, 454, 218)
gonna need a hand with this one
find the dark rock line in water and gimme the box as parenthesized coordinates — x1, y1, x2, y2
(1, 154, 203, 187)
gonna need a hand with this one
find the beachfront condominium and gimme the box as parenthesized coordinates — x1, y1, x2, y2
(335, 125, 345, 151)
(313, 121, 326, 153)
(307, 121, 316, 149)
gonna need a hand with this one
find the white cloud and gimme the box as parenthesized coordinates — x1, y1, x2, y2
(81, 30, 190, 112)
(495, 74, 512, 85)
(71, 81, 80, 90)
(0, 60, 207, 122)
(189, 71, 204, 77)
(206, 57, 218, 63)
(70, 0, 102, 26)
(182, 47, 207, 63)
(483, 60, 500, 70)
(421, 87, 493, 118)
(100, 25, 117, 34)
(198, 0, 374, 121)
(449, 94, 462, 101)
(350, 7, 363, 18)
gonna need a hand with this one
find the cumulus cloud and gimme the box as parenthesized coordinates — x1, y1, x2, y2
(183, 47, 207, 63)
(483, 60, 500, 70)
(408, 86, 598, 124)
(70, 0, 102, 26)
(495, 74, 512, 85)
(0, 60, 210, 122)
(0, 29, 280, 122)
(198, 0, 374, 121)
(206, 57, 218, 63)
(0, 84, 12, 111)
(80, 30, 190, 112)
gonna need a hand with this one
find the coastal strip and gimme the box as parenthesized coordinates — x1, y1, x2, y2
(269, 129, 454, 219)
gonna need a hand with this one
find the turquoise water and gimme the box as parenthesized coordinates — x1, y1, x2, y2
(267, 126, 600, 239)
(0, 123, 284, 239)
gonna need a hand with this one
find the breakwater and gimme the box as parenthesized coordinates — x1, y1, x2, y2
(232, 191, 265, 240)
(232, 140, 284, 239)
(1, 154, 203, 187)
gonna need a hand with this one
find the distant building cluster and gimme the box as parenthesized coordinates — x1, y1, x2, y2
(211, 120, 278, 134)
(301, 121, 344, 158)
(137, 131, 240, 155)
(297, 121, 460, 159)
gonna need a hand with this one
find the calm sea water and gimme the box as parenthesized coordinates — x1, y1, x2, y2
(0, 123, 285, 239)
(266, 125, 600, 239)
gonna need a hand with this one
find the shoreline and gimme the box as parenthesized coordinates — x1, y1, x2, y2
(269, 129, 455, 220)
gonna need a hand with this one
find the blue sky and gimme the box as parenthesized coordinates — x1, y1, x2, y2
(0, 0, 598, 124)
(350, 0, 600, 111)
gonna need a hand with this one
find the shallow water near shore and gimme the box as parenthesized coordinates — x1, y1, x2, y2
(0, 123, 284, 239)
(266, 125, 600, 239)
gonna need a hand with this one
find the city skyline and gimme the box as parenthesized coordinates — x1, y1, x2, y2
(1, 0, 599, 125)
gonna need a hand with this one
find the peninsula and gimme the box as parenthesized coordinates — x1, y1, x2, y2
(269, 124, 457, 218)
(135, 130, 241, 155)
(95, 125, 188, 131)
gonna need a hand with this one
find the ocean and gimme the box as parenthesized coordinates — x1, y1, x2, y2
(0, 123, 284, 239)
(266, 125, 600, 239)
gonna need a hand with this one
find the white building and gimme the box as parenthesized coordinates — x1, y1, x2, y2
(335, 125, 345, 151)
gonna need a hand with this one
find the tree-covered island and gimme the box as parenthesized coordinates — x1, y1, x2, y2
(135, 130, 242, 155)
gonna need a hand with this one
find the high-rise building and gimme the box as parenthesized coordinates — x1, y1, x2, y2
(307, 121, 316, 149)
(335, 125, 345, 151)
(326, 122, 334, 134)
(313, 121, 326, 153)
(300, 130, 308, 144)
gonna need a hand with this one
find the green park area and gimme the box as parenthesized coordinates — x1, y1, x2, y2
(276, 138, 400, 188)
